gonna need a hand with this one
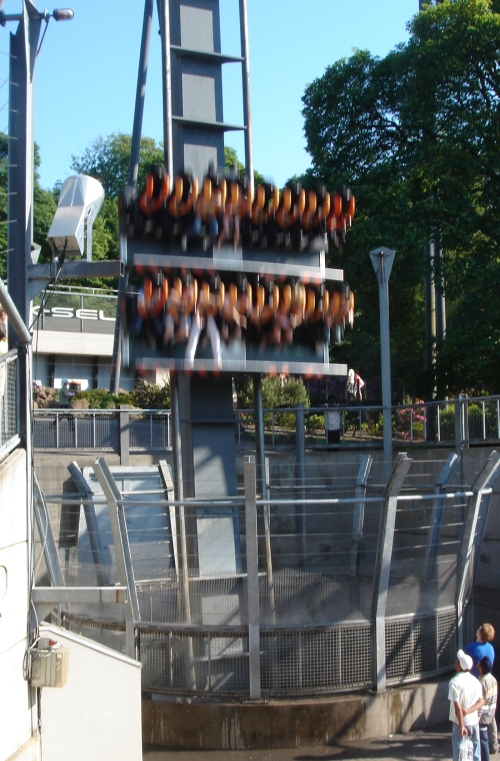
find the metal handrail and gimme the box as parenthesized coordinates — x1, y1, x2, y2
(32, 394, 500, 450)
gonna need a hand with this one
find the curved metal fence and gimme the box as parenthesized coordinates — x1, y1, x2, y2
(62, 606, 457, 696)
(34, 449, 496, 699)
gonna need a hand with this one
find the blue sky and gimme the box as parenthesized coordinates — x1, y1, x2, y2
(0, 0, 419, 190)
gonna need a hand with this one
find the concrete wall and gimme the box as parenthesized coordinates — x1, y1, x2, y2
(38, 624, 142, 761)
(143, 678, 450, 749)
(0, 448, 40, 761)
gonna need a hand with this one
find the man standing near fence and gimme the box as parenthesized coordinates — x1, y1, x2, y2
(59, 379, 74, 409)
(449, 649, 484, 761)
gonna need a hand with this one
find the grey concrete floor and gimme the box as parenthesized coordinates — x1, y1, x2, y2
(143, 721, 451, 761)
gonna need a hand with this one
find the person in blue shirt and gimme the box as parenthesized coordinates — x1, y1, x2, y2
(466, 624, 497, 754)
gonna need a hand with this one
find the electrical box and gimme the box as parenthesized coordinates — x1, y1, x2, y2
(30, 642, 70, 688)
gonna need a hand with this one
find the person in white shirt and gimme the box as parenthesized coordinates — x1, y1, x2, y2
(449, 649, 484, 761)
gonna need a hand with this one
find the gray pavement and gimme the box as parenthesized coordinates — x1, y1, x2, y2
(143, 721, 451, 761)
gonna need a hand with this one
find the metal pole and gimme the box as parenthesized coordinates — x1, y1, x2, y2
(7, 3, 41, 443)
(239, 0, 254, 187)
(371, 452, 412, 692)
(68, 462, 110, 587)
(244, 455, 261, 699)
(93, 458, 140, 659)
(423, 452, 460, 582)
(295, 404, 306, 566)
(129, 0, 154, 188)
(7, 2, 41, 332)
(110, 0, 153, 393)
(370, 247, 395, 481)
(158, 0, 173, 177)
(454, 395, 464, 480)
(253, 374, 266, 494)
(33, 474, 64, 587)
(109, 234, 127, 394)
(262, 456, 276, 622)
(170, 373, 196, 688)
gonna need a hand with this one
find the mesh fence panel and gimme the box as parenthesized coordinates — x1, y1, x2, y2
(62, 615, 126, 654)
(0, 351, 19, 454)
(139, 626, 249, 694)
(261, 622, 373, 695)
(387, 491, 466, 616)
(129, 412, 170, 449)
(386, 608, 456, 684)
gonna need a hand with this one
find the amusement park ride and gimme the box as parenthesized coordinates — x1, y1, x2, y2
(115, 0, 356, 500)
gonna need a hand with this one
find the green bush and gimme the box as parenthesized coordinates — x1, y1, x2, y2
(132, 378, 170, 409)
(74, 388, 134, 409)
(74, 379, 171, 410)
(306, 413, 325, 433)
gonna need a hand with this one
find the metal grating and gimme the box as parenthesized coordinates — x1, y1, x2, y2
(139, 626, 249, 695)
(386, 608, 456, 684)
(261, 621, 373, 695)
(62, 615, 126, 655)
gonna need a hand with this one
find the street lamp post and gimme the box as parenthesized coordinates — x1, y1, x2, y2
(370, 247, 395, 480)
(3, 1, 73, 443)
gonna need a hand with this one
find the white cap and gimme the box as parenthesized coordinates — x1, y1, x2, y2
(457, 650, 473, 671)
(61, 378, 68, 384)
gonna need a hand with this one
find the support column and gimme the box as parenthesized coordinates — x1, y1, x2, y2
(239, 0, 253, 186)
(7, 5, 42, 440)
(244, 455, 261, 699)
(371, 452, 412, 692)
(158, 0, 173, 177)
(295, 404, 306, 566)
(119, 405, 130, 466)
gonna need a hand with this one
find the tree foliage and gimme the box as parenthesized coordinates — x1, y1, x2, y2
(64, 132, 164, 286)
(0, 137, 57, 278)
(224, 145, 264, 185)
(70, 132, 164, 199)
(302, 0, 500, 396)
(235, 374, 309, 409)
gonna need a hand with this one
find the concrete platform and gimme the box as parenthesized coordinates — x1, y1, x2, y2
(142, 678, 450, 750)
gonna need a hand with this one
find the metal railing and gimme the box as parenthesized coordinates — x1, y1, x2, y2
(36, 450, 500, 697)
(32, 286, 117, 336)
(33, 394, 500, 453)
(33, 408, 171, 451)
(0, 348, 20, 459)
(235, 395, 500, 448)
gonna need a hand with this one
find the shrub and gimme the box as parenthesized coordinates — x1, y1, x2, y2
(132, 378, 170, 409)
(395, 401, 425, 440)
(73, 388, 133, 409)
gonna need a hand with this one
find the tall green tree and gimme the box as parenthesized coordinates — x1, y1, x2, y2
(302, 0, 500, 396)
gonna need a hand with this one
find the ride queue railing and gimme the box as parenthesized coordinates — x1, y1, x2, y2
(32, 394, 500, 452)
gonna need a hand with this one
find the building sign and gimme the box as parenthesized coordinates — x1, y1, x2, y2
(32, 306, 116, 321)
